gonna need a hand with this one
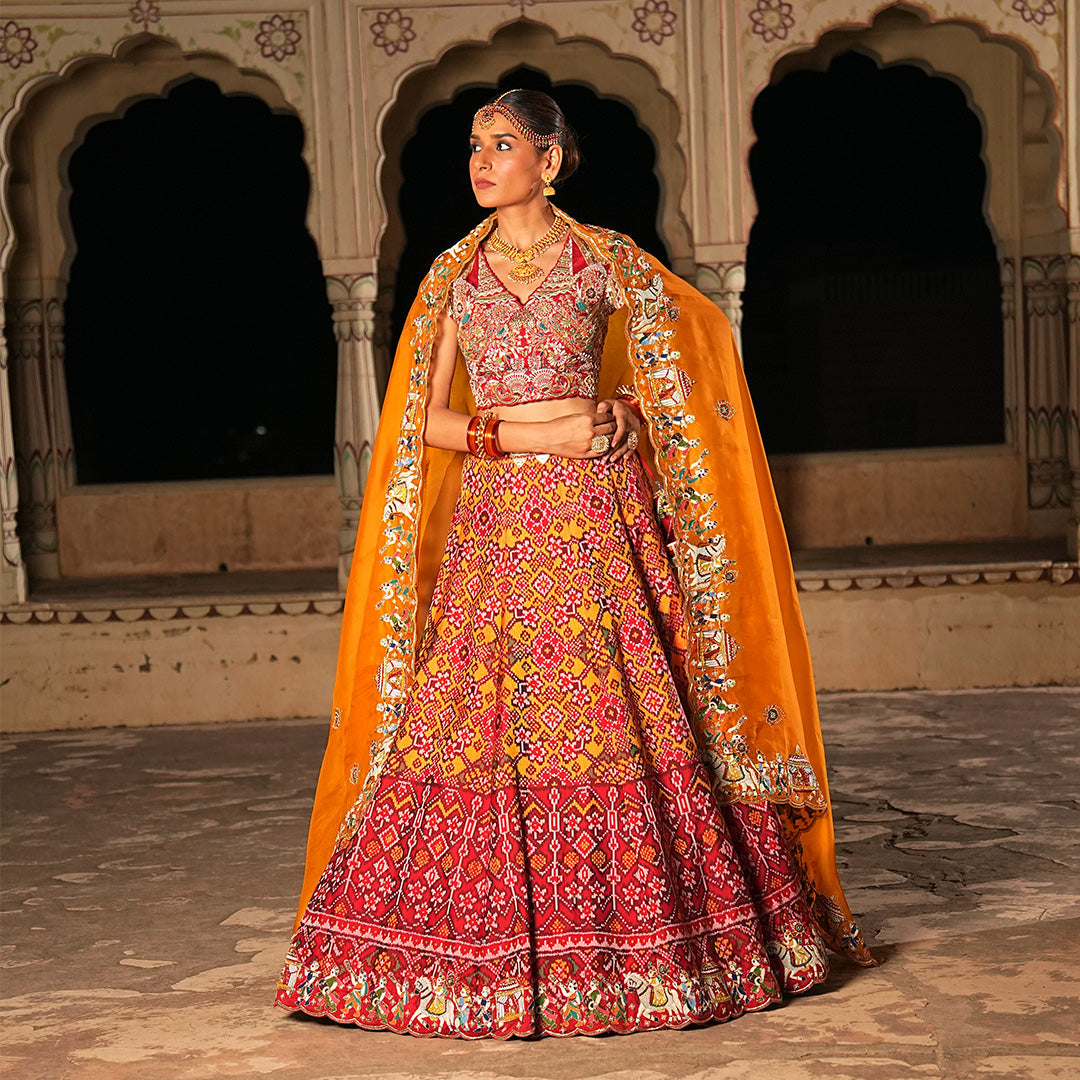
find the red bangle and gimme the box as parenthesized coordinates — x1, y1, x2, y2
(482, 418, 505, 458)
(617, 395, 644, 424)
(466, 415, 483, 455)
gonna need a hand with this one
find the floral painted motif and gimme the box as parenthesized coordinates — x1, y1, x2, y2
(128, 0, 160, 31)
(762, 704, 786, 726)
(1010, 0, 1056, 24)
(256, 14, 301, 61)
(715, 400, 737, 421)
(1, 21, 37, 69)
(127, 0, 158, 30)
(369, 9, 416, 56)
(749, 0, 795, 43)
(632, 0, 677, 45)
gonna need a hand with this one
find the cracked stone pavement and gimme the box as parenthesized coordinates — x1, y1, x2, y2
(2, 688, 1079, 1079)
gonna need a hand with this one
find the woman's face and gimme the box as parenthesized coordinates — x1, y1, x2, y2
(468, 123, 560, 210)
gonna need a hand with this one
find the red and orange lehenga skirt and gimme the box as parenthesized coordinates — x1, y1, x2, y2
(276, 451, 829, 1038)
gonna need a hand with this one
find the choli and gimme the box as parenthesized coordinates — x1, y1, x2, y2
(448, 235, 622, 409)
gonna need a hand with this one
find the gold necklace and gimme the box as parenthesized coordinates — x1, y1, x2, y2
(487, 217, 568, 284)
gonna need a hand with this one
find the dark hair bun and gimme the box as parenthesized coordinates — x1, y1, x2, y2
(481, 89, 580, 184)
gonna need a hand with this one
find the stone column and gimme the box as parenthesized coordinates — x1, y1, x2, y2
(1000, 257, 1019, 447)
(1066, 255, 1080, 558)
(327, 273, 381, 590)
(695, 261, 747, 353)
(5, 298, 60, 579)
(1022, 255, 1069, 510)
(44, 298, 76, 491)
(0, 302, 28, 604)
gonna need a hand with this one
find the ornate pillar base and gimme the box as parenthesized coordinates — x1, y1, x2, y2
(0, 561, 28, 606)
(328, 273, 380, 591)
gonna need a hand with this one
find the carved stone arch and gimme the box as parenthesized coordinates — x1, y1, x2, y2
(761, 4, 1064, 252)
(1, 34, 313, 287)
(372, 18, 691, 315)
(746, 2, 1075, 552)
(0, 36, 323, 586)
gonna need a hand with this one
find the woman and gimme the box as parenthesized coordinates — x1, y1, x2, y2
(276, 89, 876, 1039)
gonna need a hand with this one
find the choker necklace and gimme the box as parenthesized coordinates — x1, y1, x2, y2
(487, 217, 568, 284)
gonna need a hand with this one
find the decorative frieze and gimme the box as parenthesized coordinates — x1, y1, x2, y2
(327, 273, 380, 588)
(1022, 255, 1069, 509)
(796, 562, 1078, 592)
(0, 596, 344, 626)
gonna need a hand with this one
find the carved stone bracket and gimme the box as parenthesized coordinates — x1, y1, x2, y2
(1022, 255, 1069, 510)
(327, 273, 380, 589)
(695, 262, 746, 352)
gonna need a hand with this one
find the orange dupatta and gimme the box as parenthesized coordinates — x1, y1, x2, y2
(295, 210, 876, 967)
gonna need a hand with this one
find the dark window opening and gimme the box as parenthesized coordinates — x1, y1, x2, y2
(390, 68, 669, 347)
(65, 77, 336, 484)
(742, 51, 1004, 454)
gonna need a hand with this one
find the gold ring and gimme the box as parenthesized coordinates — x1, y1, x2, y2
(590, 434, 610, 453)
(626, 430, 639, 451)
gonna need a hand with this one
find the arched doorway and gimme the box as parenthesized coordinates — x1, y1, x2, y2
(64, 77, 335, 484)
(2, 41, 340, 582)
(371, 19, 687, 381)
(389, 68, 669, 347)
(742, 50, 1003, 455)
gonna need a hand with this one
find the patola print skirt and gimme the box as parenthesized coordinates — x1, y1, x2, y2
(276, 452, 829, 1037)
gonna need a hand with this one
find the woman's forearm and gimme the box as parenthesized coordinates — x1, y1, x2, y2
(423, 406, 551, 454)
(423, 405, 473, 452)
(492, 420, 550, 454)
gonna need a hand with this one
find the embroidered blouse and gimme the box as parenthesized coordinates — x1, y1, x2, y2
(448, 236, 622, 409)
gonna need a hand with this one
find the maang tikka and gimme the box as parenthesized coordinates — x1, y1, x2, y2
(474, 90, 560, 151)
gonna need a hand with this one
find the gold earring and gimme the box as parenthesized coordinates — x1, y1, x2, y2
(542, 175, 556, 197)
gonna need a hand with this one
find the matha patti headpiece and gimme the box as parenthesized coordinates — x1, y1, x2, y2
(473, 91, 560, 150)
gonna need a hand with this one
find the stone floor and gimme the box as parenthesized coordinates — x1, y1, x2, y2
(2, 688, 1079, 1080)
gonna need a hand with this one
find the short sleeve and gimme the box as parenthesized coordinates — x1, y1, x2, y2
(603, 265, 625, 314)
(447, 276, 470, 326)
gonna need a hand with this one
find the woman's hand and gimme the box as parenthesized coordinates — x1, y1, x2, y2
(595, 399, 642, 462)
(538, 410, 618, 458)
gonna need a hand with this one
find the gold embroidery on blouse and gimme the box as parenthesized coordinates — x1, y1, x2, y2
(449, 238, 621, 409)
